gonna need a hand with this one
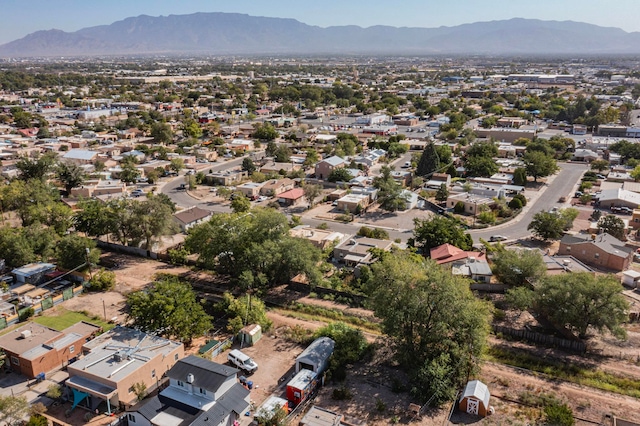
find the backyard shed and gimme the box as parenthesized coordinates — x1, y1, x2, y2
(459, 380, 491, 417)
(622, 270, 640, 288)
(295, 337, 335, 374)
(239, 324, 262, 346)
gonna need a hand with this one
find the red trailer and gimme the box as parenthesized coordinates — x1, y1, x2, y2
(286, 369, 318, 406)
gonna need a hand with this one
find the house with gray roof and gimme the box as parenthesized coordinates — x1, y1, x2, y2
(558, 233, 633, 271)
(126, 355, 250, 426)
(62, 149, 99, 165)
(315, 156, 347, 180)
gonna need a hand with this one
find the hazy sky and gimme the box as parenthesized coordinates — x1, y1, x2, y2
(2, 0, 639, 44)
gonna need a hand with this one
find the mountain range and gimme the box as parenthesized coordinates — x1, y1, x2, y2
(1, 13, 640, 57)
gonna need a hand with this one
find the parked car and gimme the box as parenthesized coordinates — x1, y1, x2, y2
(489, 235, 508, 242)
(596, 174, 606, 179)
(131, 189, 144, 197)
(574, 191, 584, 198)
(177, 183, 187, 191)
(618, 206, 633, 214)
(257, 196, 269, 202)
(227, 349, 258, 374)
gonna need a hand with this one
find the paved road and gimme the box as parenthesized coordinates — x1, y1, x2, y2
(469, 162, 588, 242)
(162, 156, 248, 208)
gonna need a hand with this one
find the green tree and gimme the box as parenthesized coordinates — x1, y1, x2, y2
(253, 123, 278, 141)
(217, 292, 272, 334)
(0, 395, 30, 426)
(535, 273, 629, 339)
(513, 167, 527, 186)
(56, 162, 86, 194)
(367, 251, 491, 404)
(127, 276, 212, 344)
(16, 154, 55, 181)
(150, 122, 173, 144)
(590, 159, 609, 172)
(416, 143, 440, 177)
(185, 208, 323, 288)
(597, 214, 626, 240)
(55, 234, 100, 271)
(313, 322, 369, 381)
(464, 155, 499, 177)
(412, 215, 473, 251)
(88, 269, 116, 292)
(302, 183, 323, 207)
(242, 158, 256, 175)
(73, 198, 117, 239)
(231, 195, 251, 213)
(435, 183, 449, 202)
(373, 166, 409, 212)
(527, 209, 576, 240)
(524, 151, 558, 182)
(119, 162, 141, 184)
(327, 168, 353, 183)
(357, 226, 389, 240)
(169, 158, 185, 173)
(491, 248, 546, 287)
(132, 382, 147, 402)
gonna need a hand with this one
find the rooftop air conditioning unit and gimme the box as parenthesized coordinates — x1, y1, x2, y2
(20, 330, 32, 339)
(186, 373, 195, 384)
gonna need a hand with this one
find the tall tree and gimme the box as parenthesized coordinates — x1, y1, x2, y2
(16, 154, 55, 181)
(598, 214, 626, 240)
(368, 251, 491, 404)
(535, 273, 629, 339)
(150, 122, 173, 144)
(127, 276, 212, 345)
(412, 215, 473, 251)
(242, 158, 256, 175)
(527, 209, 577, 240)
(435, 183, 449, 202)
(302, 183, 323, 207)
(56, 162, 86, 195)
(415, 143, 440, 177)
(491, 248, 546, 287)
(524, 151, 558, 182)
(373, 166, 409, 212)
(0, 395, 30, 426)
(55, 234, 100, 271)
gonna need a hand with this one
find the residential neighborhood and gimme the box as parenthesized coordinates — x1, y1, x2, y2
(2, 38, 640, 426)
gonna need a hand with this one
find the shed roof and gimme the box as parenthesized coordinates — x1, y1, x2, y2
(460, 380, 490, 408)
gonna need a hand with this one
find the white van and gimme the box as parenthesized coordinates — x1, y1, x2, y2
(227, 349, 258, 374)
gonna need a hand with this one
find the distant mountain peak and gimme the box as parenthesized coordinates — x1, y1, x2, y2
(1, 12, 639, 57)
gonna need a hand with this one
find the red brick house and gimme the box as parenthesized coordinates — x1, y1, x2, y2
(558, 233, 633, 271)
(0, 322, 101, 378)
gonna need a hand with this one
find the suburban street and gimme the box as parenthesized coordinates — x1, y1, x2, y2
(161, 155, 587, 244)
(469, 162, 588, 242)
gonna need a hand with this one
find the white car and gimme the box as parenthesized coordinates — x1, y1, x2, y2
(489, 235, 508, 242)
(257, 196, 269, 202)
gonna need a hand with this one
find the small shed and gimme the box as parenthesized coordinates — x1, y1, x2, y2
(622, 270, 640, 288)
(239, 324, 262, 346)
(256, 395, 289, 421)
(295, 337, 335, 374)
(459, 380, 491, 417)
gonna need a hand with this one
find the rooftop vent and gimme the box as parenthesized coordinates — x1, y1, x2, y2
(186, 373, 194, 384)
(20, 330, 32, 339)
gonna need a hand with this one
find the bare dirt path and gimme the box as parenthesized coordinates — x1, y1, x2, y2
(480, 362, 640, 424)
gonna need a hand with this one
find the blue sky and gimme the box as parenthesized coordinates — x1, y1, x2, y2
(2, 0, 639, 44)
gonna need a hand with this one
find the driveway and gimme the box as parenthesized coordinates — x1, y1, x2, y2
(470, 162, 588, 242)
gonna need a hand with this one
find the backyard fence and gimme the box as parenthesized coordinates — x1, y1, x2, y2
(493, 325, 586, 353)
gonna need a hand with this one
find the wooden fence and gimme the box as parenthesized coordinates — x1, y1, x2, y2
(493, 325, 586, 353)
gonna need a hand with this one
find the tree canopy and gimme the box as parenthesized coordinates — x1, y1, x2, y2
(185, 208, 323, 288)
(524, 151, 558, 182)
(598, 214, 626, 240)
(535, 273, 628, 340)
(412, 215, 473, 252)
(367, 251, 491, 404)
(527, 209, 578, 240)
(373, 166, 408, 212)
(127, 275, 212, 344)
(491, 248, 546, 287)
